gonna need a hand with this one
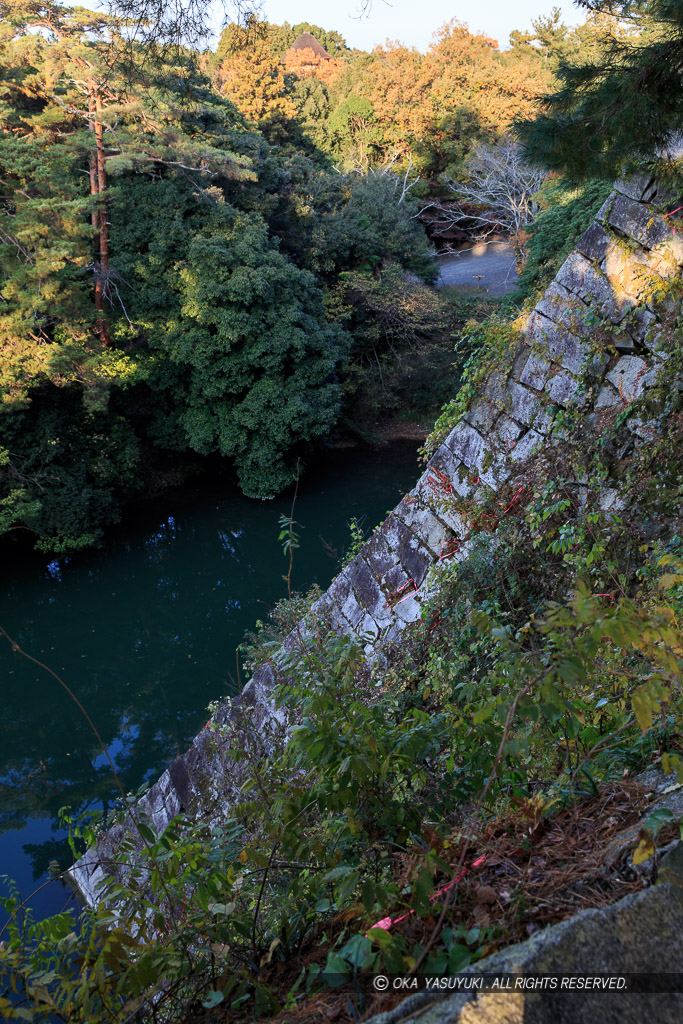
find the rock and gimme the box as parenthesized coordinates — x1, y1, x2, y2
(606, 356, 649, 401)
(614, 174, 657, 203)
(526, 314, 590, 377)
(445, 422, 488, 473)
(545, 370, 584, 407)
(494, 415, 524, 447)
(608, 194, 671, 250)
(519, 352, 552, 391)
(576, 221, 612, 264)
(466, 401, 500, 433)
(556, 253, 623, 321)
(365, 885, 683, 1024)
(658, 842, 683, 890)
(509, 429, 544, 464)
(504, 380, 544, 427)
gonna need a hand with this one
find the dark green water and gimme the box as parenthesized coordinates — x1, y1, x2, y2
(0, 443, 419, 921)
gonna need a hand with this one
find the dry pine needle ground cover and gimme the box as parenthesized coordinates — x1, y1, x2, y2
(209, 777, 665, 1024)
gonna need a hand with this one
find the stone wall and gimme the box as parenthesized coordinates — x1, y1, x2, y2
(70, 172, 683, 904)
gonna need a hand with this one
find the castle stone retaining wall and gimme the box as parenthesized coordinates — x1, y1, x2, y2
(71, 172, 683, 905)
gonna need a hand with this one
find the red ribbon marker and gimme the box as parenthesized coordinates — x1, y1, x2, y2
(387, 578, 418, 608)
(440, 539, 462, 560)
(367, 855, 487, 935)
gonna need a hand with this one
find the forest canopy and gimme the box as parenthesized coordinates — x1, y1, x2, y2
(0, 0, 660, 551)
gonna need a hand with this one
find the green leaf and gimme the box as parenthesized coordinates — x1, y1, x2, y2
(202, 991, 224, 1009)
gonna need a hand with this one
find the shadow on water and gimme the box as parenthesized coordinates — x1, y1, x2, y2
(0, 442, 420, 920)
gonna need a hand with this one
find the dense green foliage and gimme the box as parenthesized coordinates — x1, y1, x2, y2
(0, 0, 443, 550)
(517, 0, 683, 180)
(512, 177, 613, 299)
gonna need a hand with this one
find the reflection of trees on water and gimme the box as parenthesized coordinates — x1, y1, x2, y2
(0, 621, 214, 878)
(0, 446, 419, 885)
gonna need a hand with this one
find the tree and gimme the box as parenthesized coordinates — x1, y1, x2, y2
(430, 138, 546, 261)
(516, 0, 683, 180)
(155, 212, 348, 498)
(328, 96, 382, 170)
(215, 18, 296, 141)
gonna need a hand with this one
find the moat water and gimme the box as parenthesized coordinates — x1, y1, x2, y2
(0, 443, 419, 921)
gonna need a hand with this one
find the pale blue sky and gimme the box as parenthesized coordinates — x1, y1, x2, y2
(211, 0, 585, 52)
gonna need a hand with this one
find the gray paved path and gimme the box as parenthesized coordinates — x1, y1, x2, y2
(437, 240, 518, 296)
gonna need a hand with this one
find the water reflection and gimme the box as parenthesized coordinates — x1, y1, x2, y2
(0, 443, 419, 915)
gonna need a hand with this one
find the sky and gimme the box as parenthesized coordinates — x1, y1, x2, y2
(210, 0, 586, 52)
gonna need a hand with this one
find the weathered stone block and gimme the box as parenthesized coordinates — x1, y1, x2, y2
(519, 351, 551, 390)
(394, 498, 452, 558)
(427, 441, 463, 484)
(598, 487, 627, 512)
(509, 428, 544, 464)
(345, 554, 393, 628)
(595, 383, 622, 409)
(354, 612, 379, 642)
(606, 355, 649, 401)
(546, 369, 584, 406)
(602, 243, 664, 302)
(510, 342, 531, 380)
(505, 379, 544, 426)
(654, 233, 683, 267)
(533, 281, 573, 324)
(526, 312, 589, 376)
(494, 414, 524, 445)
(384, 514, 433, 586)
(483, 369, 508, 406)
(478, 450, 511, 490)
(614, 173, 657, 203)
(625, 306, 657, 345)
(362, 526, 397, 580)
(392, 591, 423, 624)
(465, 400, 500, 433)
(556, 252, 622, 320)
(365, 885, 683, 1024)
(608, 192, 671, 249)
(444, 421, 487, 472)
(575, 221, 611, 263)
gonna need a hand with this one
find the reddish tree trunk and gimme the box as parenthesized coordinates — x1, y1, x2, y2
(89, 86, 110, 345)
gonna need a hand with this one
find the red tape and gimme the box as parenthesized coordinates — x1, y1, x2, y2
(367, 855, 487, 934)
(440, 539, 462, 560)
(387, 578, 418, 607)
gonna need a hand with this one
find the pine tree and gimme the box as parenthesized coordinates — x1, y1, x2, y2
(516, 0, 683, 180)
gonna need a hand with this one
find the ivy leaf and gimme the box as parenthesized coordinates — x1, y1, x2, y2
(632, 831, 656, 866)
